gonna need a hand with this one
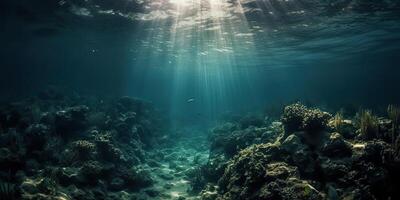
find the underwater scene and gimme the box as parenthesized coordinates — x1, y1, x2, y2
(1, 0, 400, 199)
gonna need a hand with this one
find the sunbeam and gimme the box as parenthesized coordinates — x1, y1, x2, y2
(2, 0, 400, 199)
(132, 0, 260, 123)
(170, 0, 256, 121)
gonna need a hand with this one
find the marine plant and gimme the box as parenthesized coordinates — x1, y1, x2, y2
(0, 181, 18, 200)
(331, 112, 344, 131)
(387, 105, 400, 144)
(329, 110, 358, 139)
(387, 105, 400, 161)
(358, 110, 379, 140)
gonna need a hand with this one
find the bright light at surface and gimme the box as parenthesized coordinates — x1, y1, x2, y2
(166, 0, 237, 21)
(169, 0, 221, 6)
(134, 0, 256, 68)
(168, 0, 193, 6)
(132, 0, 258, 123)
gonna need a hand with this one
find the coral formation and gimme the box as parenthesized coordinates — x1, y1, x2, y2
(281, 103, 331, 134)
(196, 102, 400, 200)
(0, 94, 165, 199)
(70, 140, 96, 161)
(2, 95, 400, 200)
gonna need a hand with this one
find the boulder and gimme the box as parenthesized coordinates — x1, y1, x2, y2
(321, 133, 352, 158)
(281, 134, 316, 177)
(281, 103, 331, 134)
(54, 106, 89, 137)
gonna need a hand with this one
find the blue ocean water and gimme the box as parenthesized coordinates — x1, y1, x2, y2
(2, 1, 400, 126)
(1, 1, 400, 200)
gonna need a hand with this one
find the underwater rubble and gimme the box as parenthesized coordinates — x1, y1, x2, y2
(195, 103, 400, 200)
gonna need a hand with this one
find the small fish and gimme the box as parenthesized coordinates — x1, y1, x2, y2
(187, 98, 195, 103)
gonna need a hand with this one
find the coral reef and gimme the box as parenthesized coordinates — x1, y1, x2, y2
(0, 94, 166, 199)
(197, 102, 400, 200)
(2, 95, 400, 200)
(204, 116, 282, 185)
(281, 103, 332, 134)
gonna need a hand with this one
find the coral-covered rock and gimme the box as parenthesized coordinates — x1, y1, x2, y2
(71, 140, 96, 161)
(206, 121, 280, 186)
(116, 166, 153, 188)
(0, 95, 168, 199)
(24, 124, 49, 151)
(211, 122, 238, 136)
(79, 160, 104, 185)
(0, 147, 24, 174)
(217, 144, 323, 200)
(56, 167, 80, 186)
(281, 103, 331, 134)
(218, 143, 282, 198)
(20, 177, 68, 200)
(320, 159, 349, 181)
(238, 114, 265, 129)
(210, 127, 261, 157)
(281, 103, 308, 133)
(98, 141, 125, 163)
(302, 108, 332, 132)
(257, 178, 323, 200)
(321, 133, 352, 158)
(281, 134, 316, 176)
(54, 105, 89, 136)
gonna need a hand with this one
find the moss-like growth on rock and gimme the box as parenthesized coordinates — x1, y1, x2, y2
(217, 143, 323, 200)
(281, 103, 331, 134)
(71, 140, 96, 161)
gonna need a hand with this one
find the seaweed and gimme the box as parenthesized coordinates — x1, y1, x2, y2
(388, 105, 400, 144)
(0, 181, 18, 200)
(388, 105, 400, 161)
(358, 110, 379, 140)
(329, 110, 357, 139)
(331, 111, 344, 131)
